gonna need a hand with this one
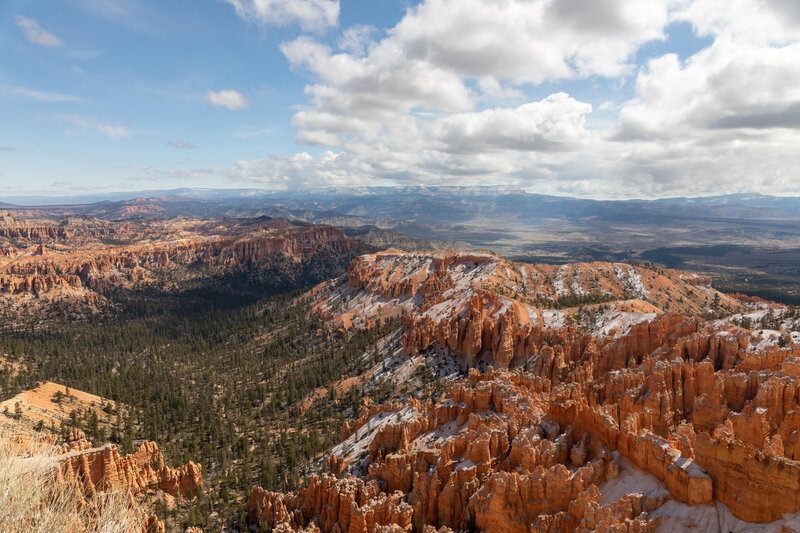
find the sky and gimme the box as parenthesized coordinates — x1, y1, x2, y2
(1, 0, 799, 199)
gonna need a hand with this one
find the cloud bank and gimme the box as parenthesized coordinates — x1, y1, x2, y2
(156, 0, 800, 197)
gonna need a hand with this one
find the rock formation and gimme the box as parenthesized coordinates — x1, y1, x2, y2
(246, 250, 800, 532)
(0, 215, 369, 308)
(317, 250, 747, 370)
(56, 433, 203, 499)
(0, 427, 202, 533)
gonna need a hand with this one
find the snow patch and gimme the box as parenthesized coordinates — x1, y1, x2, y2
(614, 266, 649, 299)
(599, 453, 800, 533)
(542, 310, 566, 329)
(592, 309, 657, 337)
(330, 406, 418, 463)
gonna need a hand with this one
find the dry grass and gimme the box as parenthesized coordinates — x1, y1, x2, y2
(0, 436, 149, 533)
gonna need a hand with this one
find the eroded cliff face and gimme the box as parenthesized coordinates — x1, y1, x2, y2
(56, 430, 203, 499)
(1, 428, 202, 533)
(248, 250, 800, 532)
(0, 214, 368, 309)
(316, 250, 748, 370)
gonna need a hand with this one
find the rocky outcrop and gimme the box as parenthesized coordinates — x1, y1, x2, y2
(1, 427, 201, 533)
(57, 439, 203, 498)
(252, 250, 800, 532)
(317, 251, 747, 370)
(693, 432, 800, 522)
(0, 273, 85, 296)
(0, 217, 369, 306)
(247, 475, 413, 533)
(0, 226, 70, 241)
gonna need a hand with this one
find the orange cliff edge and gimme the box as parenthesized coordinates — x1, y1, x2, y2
(0, 212, 368, 307)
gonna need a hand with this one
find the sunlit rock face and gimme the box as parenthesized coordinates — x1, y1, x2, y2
(249, 249, 800, 532)
(0, 214, 368, 309)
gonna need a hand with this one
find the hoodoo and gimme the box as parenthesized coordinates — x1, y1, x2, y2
(248, 250, 800, 532)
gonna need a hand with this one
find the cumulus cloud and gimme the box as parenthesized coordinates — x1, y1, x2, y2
(202, 0, 800, 198)
(280, 0, 672, 128)
(673, 0, 800, 44)
(337, 25, 376, 56)
(0, 147, 14, 153)
(206, 89, 248, 110)
(429, 93, 591, 153)
(167, 140, 195, 149)
(15, 15, 63, 47)
(275, 0, 678, 168)
(280, 37, 472, 118)
(616, 41, 800, 140)
(224, 0, 339, 31)
(390, 0, 671, 83)
(597, 1, 800, 196)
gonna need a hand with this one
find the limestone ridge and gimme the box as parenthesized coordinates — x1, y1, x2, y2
(248, 249, 800, 532)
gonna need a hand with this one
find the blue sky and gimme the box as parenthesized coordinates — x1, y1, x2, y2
(1, 0, 799, 199)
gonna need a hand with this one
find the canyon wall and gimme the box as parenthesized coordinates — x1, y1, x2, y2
(248, 250, 800, 532)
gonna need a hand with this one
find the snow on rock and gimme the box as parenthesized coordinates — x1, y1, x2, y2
(330, 406, 418, 463)
(553, 266, 569, 297)
(592, 308, 658, 337)
(599, 452, 800, 533)
(653, 499, 800, 532)
(599, 453, 670, 504)
(542, 310, 565, 329)
(614, 266, 649, 299)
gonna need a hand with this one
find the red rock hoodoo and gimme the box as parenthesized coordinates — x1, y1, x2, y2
(248, 250, 800, 532)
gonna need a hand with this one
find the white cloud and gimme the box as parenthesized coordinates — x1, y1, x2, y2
(259, 0, 800, 197)
(429, 93, 591, 153)
(136, 0, 797, 198)
(337, 25, 376, 56)
(11, 87, 86, 103)
(672, 0, 800, 45)
(279, 0, 673, 126)
(15, 15, 63, 47)
(224, 0, 339, 31)
(616, 41, 800, 140)
(276, 0, 674, 161)
(204, 94, 593, 191)
(96, 124, 130, 141)
(476, 77, 526, 104)
(206, 89, 249, 110)
(594, 2, 800, 197)
(390, 0, 671, 83)
(280, 36, 473, 118)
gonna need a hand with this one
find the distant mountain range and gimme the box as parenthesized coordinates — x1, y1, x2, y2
(2, 186, 799, 211)
(4, 185, 798, 303)
(3, 187, 799, 248)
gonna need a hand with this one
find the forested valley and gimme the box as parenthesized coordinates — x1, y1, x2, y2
(0, 267, 393, 531)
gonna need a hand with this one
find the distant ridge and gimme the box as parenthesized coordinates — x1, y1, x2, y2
(2, 186, 799, 207)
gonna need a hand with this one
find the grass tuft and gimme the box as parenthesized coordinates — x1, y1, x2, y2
(0, 434, 150, 533)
